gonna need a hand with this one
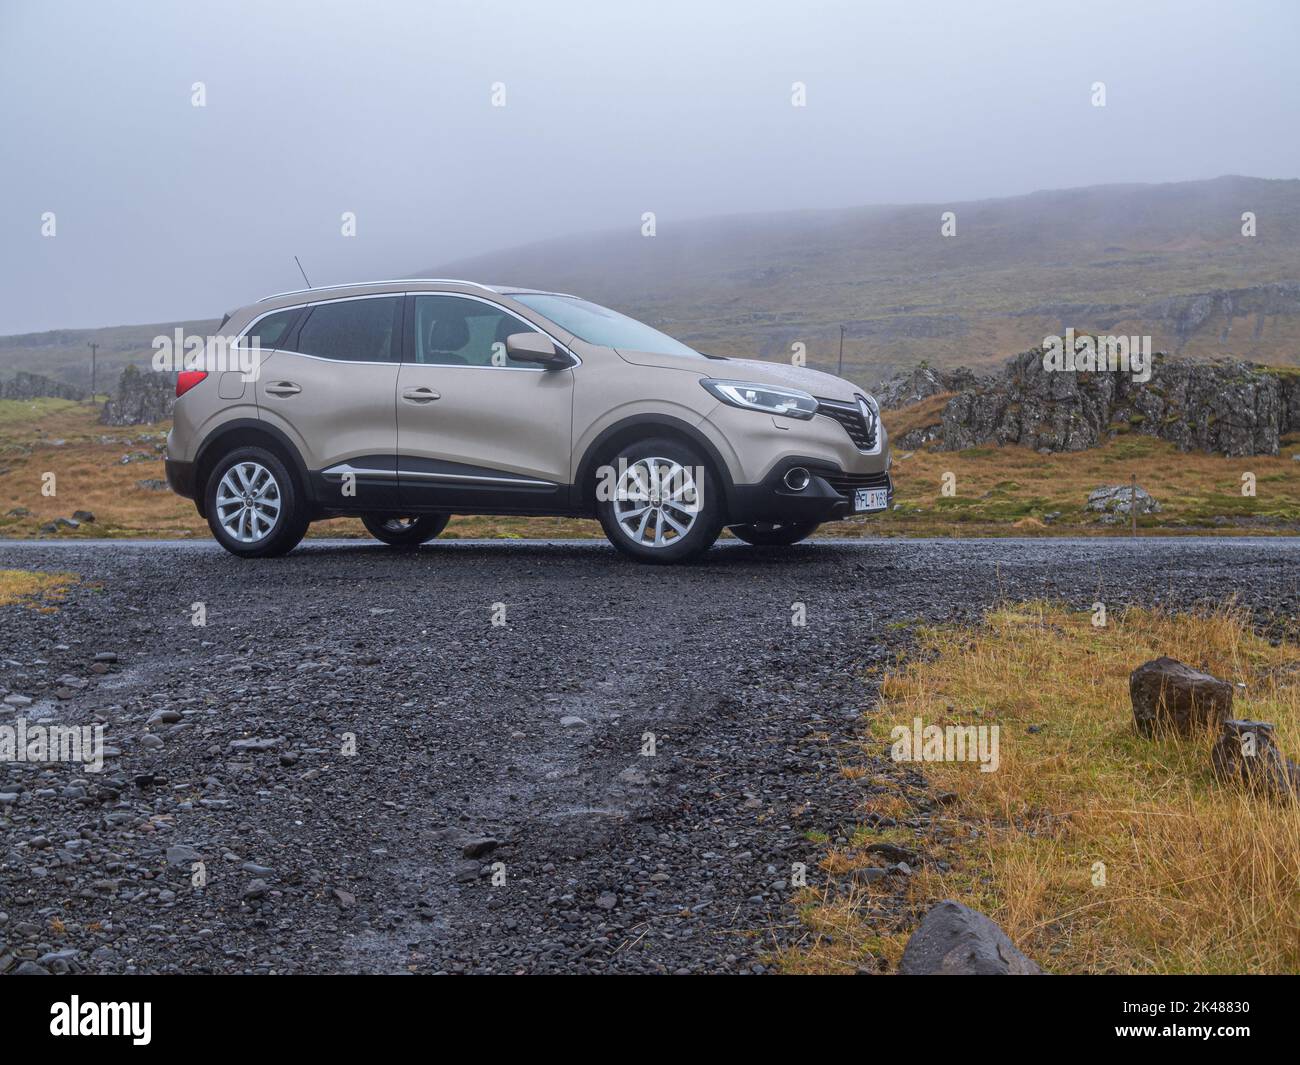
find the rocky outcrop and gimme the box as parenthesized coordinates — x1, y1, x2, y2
(100, 365, 174, 426)
(0, 371, 85, 402)
(882, 348, 1300, 456)
(898, 900, 1044, 975)
(1130, 657, 1234, 738)
(876, 364, 982, 410)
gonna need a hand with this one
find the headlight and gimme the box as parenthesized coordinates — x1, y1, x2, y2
(700, 379, 818, 420)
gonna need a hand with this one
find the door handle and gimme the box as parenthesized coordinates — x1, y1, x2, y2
(265, 381, 301, 396)
(401, 387, 441, 403)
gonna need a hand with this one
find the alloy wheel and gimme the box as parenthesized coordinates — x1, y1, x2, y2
(215, 461, 282, 544)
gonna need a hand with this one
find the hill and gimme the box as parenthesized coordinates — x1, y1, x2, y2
(3, 176, 1298, 393)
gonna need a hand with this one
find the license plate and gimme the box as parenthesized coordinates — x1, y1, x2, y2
(854, 487, 889, 512)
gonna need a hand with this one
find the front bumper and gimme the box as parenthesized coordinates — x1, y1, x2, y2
(728, 458, 893, 525)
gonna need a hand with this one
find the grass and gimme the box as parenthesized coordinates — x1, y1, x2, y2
(0, 401, 1297, 540)
(780, 601, 1300, 974)
(0, 569, 78, 608)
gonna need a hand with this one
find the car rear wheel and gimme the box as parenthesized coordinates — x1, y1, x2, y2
(361, 514, 449, 547)
(596, 437, 724, 563)
(729, 521, 821, 546)
(204, 446, 309, 558)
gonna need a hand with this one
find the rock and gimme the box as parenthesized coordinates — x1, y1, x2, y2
(330, 887, 356, 908)
(139, 734, 164, 750)
(462, 837, 501, 859)
(228, 736, 283, 752)
(146, 709, 180, 726)
(166, 844, 201, 869)
(1210, 719, 1300, 801)
(898, 899, 1044, 975)
(38, 523, 57, 534)
(595, 892, 618, 910)
(11, 960, 51, 975)
(1086, 484, 1161, 523)
(559, 715, 588, 728)
(1130, 657, 1234, 737)
(5, 507, 30, 517)
(54, 516, 80, 529)
(452, 860, 482, 883)
(865, 842, 918, 864)
(0, 371, 84, 402)
(71, 510, 95, 523)
(937, 347, 1293, 456)
(242, 879, 270, 900)
(875, 365, 982, 411)
(100, 364, 174, 426)
(136, 478, 169, 491)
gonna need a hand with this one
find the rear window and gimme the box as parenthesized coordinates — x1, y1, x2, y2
(293, 297, 401, 362)
(241, 308, 297, 350)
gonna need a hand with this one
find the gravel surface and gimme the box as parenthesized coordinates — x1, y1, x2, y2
(1, 537, 1298, 974)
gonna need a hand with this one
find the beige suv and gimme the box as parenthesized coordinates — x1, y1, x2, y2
(166, 280, 891, 562)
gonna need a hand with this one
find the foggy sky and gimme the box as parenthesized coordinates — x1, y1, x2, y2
(2, 0, 1298, 335)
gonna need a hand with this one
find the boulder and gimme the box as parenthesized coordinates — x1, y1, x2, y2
(898, 899, 1044, 974)
(1130, 657, 1234, 737)
(1210, 719, 1300, 801)
(1086, 484, 1161, 523)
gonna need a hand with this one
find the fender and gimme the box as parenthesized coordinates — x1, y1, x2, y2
(571, 413, 738, 514)
(193, 417, 311, 516)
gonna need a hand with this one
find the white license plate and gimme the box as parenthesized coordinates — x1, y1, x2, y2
(854, 487, 889, 512)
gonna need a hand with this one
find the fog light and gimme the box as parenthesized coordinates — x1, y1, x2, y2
(783, 467, 811, 491)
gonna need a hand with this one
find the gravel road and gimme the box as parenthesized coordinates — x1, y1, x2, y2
(2, 537, 1298, 974)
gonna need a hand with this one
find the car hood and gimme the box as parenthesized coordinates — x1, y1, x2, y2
(614, 349, 865, 402)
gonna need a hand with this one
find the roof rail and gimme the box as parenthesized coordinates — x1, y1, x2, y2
(256, 278, 495, 303)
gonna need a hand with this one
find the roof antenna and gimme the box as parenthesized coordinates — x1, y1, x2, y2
(294, 255, 312, 289)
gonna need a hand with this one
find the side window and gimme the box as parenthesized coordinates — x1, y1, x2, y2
(411, 294, 542, 367)
(294, 296, 402, 362)
(240, 308, 298, 350)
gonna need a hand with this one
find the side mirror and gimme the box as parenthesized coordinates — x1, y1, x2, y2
(505, 332, 570, 369)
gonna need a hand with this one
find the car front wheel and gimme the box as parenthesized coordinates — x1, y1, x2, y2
(596, 437, 725, 564)
(361, 514, 449, 547)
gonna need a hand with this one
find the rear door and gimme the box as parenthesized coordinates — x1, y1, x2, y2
(396, 293, 574, 512)
(254, 294, 402, 510)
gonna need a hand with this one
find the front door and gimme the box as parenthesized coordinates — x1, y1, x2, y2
(396, 293, 574, 512)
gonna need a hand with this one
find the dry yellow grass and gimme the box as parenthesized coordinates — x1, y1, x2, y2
(782, 602, 1300, 974)
(0, 569, 78, 608)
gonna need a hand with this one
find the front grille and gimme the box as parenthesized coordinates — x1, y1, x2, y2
(821, 469, 892, 496)
(817, 398, 878, 451)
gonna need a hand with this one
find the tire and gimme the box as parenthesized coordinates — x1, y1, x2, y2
(729, 521, 821, 546)
(204, 445, 309, 558)
(596, 436, 725, 563)
(361, 514, 449, 547)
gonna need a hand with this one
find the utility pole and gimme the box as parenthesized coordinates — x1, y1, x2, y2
(837, 325, 845, 377)
(87, 342, 98, 404)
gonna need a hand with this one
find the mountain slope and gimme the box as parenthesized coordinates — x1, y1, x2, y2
(3, 176, 1297, 393)
(424, 175, 1300, 381)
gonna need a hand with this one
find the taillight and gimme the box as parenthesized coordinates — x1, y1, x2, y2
(176, 370, 208, 398)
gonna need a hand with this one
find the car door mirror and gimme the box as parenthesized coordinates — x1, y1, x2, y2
(505, 332, 569, 369)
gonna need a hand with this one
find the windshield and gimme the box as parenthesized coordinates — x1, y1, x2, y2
(513, 294, 703, 358)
